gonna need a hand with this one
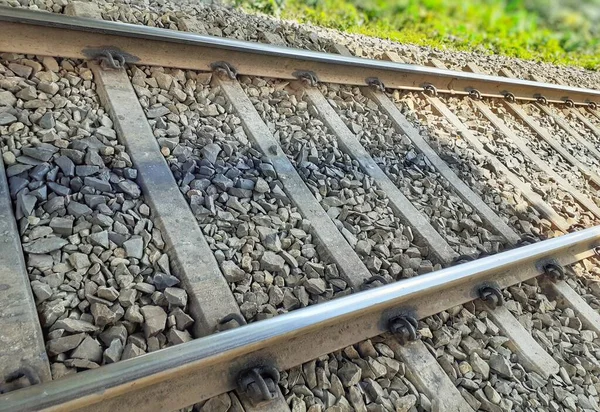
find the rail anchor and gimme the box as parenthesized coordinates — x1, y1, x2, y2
(479, 285, 504, 309)
(292, 70, 319, 87)
(389, 315, 419, 344)
(237, 366, 280, 405)
(366, 77, 385, 92)
(211, 61, 238, 80)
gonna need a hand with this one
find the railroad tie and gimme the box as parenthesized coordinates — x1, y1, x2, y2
(0, 152, 52, 387)
(90, 64, 242, 337)
(387, 339, 475, 412)
(540, 276, 600, 336)
(588, 106, 600, 122)
(214, 76, 373, 288)
(535, 103, 600, 162)
(471, 99, 599, 221)
(362, 86, 522, 245)
(505, 102, 600, 188)
(569, 108, 600, 141)
(302, 86, 457, 264)
(476, 302, 559, 379)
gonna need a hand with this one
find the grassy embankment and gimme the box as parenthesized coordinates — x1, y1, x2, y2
(234, 0, 600, 70)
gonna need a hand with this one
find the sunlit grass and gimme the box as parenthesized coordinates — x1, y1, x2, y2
(233, 0, 600, 70)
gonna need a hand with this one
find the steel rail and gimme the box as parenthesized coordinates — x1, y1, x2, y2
(0, 7, 599, 105)
(1, 227, 599, 411)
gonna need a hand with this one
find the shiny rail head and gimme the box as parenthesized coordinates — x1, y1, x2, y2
(0, 6, 599, 104)
(1, 226, 600, 411)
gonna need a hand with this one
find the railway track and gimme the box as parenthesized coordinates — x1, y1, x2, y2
(1, 6, 600, 412)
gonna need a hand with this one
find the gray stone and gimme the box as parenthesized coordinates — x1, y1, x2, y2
(97, 286, 119, 302)
(140, 305, 167, 338)
(46, 333, 86, 356)
(52, 318, 98, 333)
(201, 143, 221, 164)
(31, 280, 53, 302)
(121, 343, 145, 360)
(220, 261, 247, 282)
(0, 90, 16, 107)
(123, 236, 144, 259)
(23, 146, 56, 162)
(146, 106, 171, 118)
(89, 231, 109, 249)
(0, 112, 17, 125)
(64, 1, 102, 19)
(39, 112, 55, 129)
(304, 278, 327, 295)
(489, 354, 512, 378)
(22, 237, 68, 254)
(117, 180, 141, 198)
(91, 303, 119, 327)
(50, 216, 73, 235)
(84, 177, 112, 192)
(69, 252, 91, 270)
(2, 151, 16, 166)
(338, 362, 361, 387)
(118, 289, 137, 308)
(71, 336, 103, 363)
(470, 352, 490, 379)
(260, 251, 285, 272)
(172, 308, 195, 330)
(103, 339, 124, 364)
(166, 328, 192, 345)
(99, 324, 128, 346)
(152, 273, 180, 290)
(67, 201, 92, 217)
(164, 287, 188, 307)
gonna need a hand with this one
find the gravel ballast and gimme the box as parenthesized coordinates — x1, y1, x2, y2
(0, 55, 194, 378)
(395, 92, 563, 238)
(130, 66, 346, 322)
(504, 279, 600, 411)
(319, 83, 510, 256)
(240, 76, 440, 281)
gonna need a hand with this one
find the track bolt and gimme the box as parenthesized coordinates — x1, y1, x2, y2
(568, 223, 585, 233)
(0, 365, 41, 394)
(292, 70, 319, 87)
(366, 77, 385, 92)
(516, 235, 538, 247)
(217, 312, 247, 331)
(97, 50, 126, 70)
(468, 89, 482, 100)
(423, 84, 438, 97)
(360, 275, 389, 291)
(543, 262, 565, 280)
(589, 102, 598, 110)
(389, 315, 419, 344)
(451, 254, 476, 266)
(211, 61, 238, 80)
(536, 95, 548, 105)
(564, 99, 575, 108)
(479, 286, 504, 309)
(503, 92, 516, 102)
(593, 246, 600, 257)
(238, 366, 280, 405)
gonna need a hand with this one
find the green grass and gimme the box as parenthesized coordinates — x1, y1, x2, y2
(232, 0, 600, 70)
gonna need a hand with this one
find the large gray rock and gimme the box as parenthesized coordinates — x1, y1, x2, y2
(220, 261, 246, 282)
(52, 318, 98, 333)
(71, 336, 103, 363)
(140, 305, 167, 338)
(260, 251, 285, 272)
(22, 237, 68, 254)
(46, 333, 86, 356)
